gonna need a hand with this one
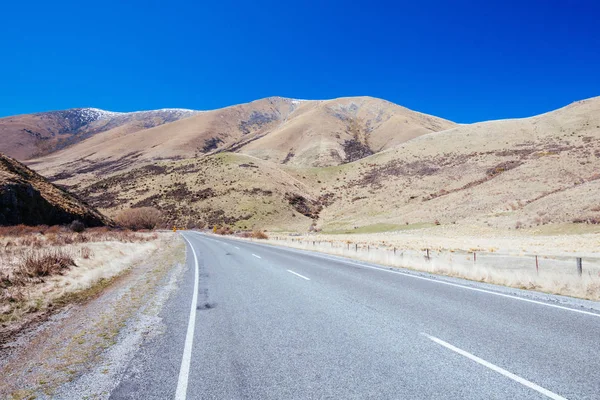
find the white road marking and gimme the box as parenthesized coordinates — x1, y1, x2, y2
(340, 260, 600, 318)
(252, 254, 261, 259)
(422, 333, 567, 400)
(287, 269, 310, 280)
(235, 246, 240, 249)
(191, 232, 600, 318)
(175, 235, 200, 400)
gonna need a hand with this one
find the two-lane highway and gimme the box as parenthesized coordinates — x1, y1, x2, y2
(111, 232, 600, 399)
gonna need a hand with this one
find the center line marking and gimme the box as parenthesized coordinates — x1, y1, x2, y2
(176, 235, 200, 400)
(287, 270, 310, 280)
(252, 254, 261, 259)
(422, 333, 567, 400)
(191, 232, 600, 318)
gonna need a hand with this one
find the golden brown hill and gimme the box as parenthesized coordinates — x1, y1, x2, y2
(308, 96, 600, 233)
(0, 108, 199, 160)
(21, 96, 600, 233)
(23, 96, 455, 182)
(0, 153, 110, 226)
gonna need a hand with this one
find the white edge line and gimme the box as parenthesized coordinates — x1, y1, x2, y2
(175, 234, 200, 400)
(422, 333, 567, 400)
(287, 269, 310, 280)
(252, 254, 261, 259)
(191, 232, 600, 318)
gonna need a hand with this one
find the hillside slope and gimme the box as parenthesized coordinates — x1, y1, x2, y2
(309, 96, 600, 232)
(0, 153, 110, 226)
(0, 108, 199, 160)
(19, 96, 600, 232)
(23, 97, 455, 183)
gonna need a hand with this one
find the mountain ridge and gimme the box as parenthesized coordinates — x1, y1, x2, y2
(1, 95, 599, 232)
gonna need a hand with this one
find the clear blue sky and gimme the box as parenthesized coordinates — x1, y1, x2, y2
(1, 0, 599, 123)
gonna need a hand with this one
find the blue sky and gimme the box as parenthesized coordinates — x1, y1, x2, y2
(1, 0, 598, 122)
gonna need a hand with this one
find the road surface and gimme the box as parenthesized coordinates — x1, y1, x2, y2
(111, 232, 600, 399)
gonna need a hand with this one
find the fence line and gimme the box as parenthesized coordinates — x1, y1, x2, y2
(265, 236, 600, 301)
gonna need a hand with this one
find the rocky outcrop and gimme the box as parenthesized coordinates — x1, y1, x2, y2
(0, 153, 110, 226)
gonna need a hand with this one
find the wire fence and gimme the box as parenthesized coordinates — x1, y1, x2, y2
(262, 236, 600, 300)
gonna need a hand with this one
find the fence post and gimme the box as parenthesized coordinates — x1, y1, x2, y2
(577, 258, 583, 276)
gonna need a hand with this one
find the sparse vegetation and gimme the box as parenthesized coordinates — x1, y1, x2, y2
(251, 230, 269, 239)
(69, 220, 85, 233)
(115, 207, 162, 230)
(0, 225, 163, 335)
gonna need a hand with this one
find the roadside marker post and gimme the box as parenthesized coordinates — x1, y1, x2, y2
(577, 258, 583, 276)
(535, 256, 539, 275)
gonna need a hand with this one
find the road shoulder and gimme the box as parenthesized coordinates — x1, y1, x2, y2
(0, 234, 186, 400)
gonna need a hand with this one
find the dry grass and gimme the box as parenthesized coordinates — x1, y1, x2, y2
(251, 230, 269, 239)
(16, 249, 76, 281)
(115, 207, 162, 230)
(214, 226, 234, 235)
(0, 226, 164, 328)
(262, 236, 600, 301)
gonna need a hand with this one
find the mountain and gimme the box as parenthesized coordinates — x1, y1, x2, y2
(312, 96, 600, 232)
(0, 153, 110, 226)
(0, 107, 199, 160)
(11, 97, 455, 181)
(4, 95, 599, 233)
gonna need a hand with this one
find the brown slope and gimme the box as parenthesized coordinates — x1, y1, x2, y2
(0, 153, 110, 226)
(24, 97, 299, 184)
(26, 96, 455, 187)
(24, 96, 600, 233)
(303, 96, 600, 232)
(74, 153, 321, 231)
(238, 97, 456, 166)
(0, 108, 199, 160)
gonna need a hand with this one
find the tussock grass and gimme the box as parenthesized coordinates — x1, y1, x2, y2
(17, 249, 76, 280)
(115, 207, 162, 230)
(0, 226, 164, 328)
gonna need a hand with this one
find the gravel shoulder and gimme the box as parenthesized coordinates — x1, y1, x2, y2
(0, 233, 185, 400)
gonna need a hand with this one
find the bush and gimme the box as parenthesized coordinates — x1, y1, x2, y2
(115, 207, 162, 230)
(17, 249, 76, 280)
(70, 220, 86, 233)
(215, 226, 233, 235)
(251, 230, 269, 239)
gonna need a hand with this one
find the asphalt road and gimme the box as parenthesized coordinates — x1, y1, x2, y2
(111, 232, 600, 399)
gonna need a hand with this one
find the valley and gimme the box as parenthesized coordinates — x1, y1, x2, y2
(0, 95, 596, 237)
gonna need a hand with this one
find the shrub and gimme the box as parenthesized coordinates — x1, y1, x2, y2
(251, 230, 269, 239)
(215, 226, 233, 235)
(80, 247, 93, 259)
(70, 220, 86, 233)
(16, 249, 76, 280)
(515, 221, 523, 229)
(115, 207, 162, 230)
